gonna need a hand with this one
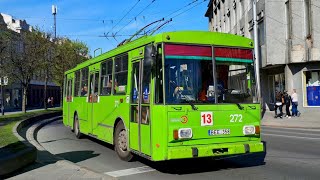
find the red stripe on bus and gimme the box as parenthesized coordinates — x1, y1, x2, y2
(214, 47, 253, 59)
(165, 44, 212, 57)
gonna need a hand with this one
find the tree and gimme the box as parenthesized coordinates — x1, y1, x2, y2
(52, 38, 89, 106)
(6, 28, 49, 113)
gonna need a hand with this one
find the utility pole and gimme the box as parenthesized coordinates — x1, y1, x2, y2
(52, 5, 57, 40)
(253, 0, 261, 103)
(1, 79, 4, 115)
(0, 76, 8, 115)
(44, 5, 57, 109)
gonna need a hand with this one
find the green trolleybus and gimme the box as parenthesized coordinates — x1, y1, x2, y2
(63, 31, 266, 162)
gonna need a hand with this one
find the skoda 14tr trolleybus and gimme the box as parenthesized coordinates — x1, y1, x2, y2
(63, 31, 266, 162)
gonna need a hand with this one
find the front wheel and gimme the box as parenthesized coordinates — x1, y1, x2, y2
(114, 122, 133, 161)
(74, 115, 83, 139)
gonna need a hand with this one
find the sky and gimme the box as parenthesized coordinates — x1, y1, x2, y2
(0, 0, 209, 56)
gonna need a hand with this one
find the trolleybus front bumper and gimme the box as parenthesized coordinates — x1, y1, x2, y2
(167, 141, 266, 160)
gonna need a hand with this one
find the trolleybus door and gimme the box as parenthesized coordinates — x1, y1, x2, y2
(66, 78, 73, 127)
(88, 71, 99, 134)
(130, 60, 151, 156)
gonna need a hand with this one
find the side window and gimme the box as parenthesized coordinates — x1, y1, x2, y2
(131, 62, 140, 104)
(94, 72, 99, 95)
(66, 79, 73, 102)
(155, 44, 163, 104)
(74, 70, 81, 97)
(114, 54, 128, 94)
(100, 60, 113, 96)
(80, 67, 89, 96)
(63, 75, 67, 98)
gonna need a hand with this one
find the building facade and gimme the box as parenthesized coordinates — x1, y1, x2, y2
(205, 0, 320, 114)
(0, 13, 60, 110)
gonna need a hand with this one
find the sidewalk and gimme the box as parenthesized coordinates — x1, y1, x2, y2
(0, 107, 60, 117)
(261, 110, 320, 129)
(8, 160, 113, 180)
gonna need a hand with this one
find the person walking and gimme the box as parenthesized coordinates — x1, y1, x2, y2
(291, 89, 301, 117)
(274, 91, 284, 118)
(283, 90, 292, 118)
(50, 97, 54, 107)
(47, 97, 51, 108)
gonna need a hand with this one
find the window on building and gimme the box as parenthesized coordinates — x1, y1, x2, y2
(258, 20, 265, 46)
(80, 67, 89, 96)
(285, 0, 292, 39)
(114, 54, 128, 94)
(268, 73, 285, 104)
(239, 0, 243, 18)
(100, 59, 113, 96)
(305, 70, 320, 106)
(74, 70, 81, 97)
(304, 0, 311, 38)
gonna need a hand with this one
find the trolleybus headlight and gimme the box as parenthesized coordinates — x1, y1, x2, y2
(243, 125, 255, 135)
(178, 128, 193, 139)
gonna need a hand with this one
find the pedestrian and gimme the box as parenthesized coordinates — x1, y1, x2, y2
(14, 98, 18, 108)
(283, 90, 291, 118)
(47, 97, 51, 107)
(50, 97, 54, 107)
(274, 91, 284, 118)
(291, 89, 301, 117)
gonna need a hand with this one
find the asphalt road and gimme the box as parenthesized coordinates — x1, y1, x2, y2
(35, 119, 320, 180)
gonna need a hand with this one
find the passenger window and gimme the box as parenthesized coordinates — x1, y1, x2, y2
(74, 70, 81, 97)
(114, 54, 128, 94)
(80, 67, 89, 96)
(100, 60, 113, 96)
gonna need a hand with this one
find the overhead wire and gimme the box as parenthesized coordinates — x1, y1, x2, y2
(106, 0, 142, 35)
(114, 0, 156, 36)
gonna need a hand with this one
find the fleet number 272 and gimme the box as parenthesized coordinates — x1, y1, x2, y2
(230, 114, 243, 123)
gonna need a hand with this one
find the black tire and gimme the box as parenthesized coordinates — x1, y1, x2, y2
(74, 114, 83, 139)
(114, 122, 133, 161)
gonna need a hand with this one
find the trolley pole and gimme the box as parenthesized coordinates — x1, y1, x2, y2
(253, 0, 261, 103)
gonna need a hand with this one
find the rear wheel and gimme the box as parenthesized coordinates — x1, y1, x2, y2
(74, 114, 82, 139)
(114, 122, 133, 161)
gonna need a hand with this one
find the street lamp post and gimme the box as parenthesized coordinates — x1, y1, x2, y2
(0, 76, 8, 115)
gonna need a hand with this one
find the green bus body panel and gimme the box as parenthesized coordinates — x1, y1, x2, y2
(167, 142, 264, 160)
(63, 31, 264, 161)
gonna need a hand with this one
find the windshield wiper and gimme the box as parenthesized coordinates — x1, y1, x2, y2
(236, 103, 244, 110)
(181, 99, 198, 111)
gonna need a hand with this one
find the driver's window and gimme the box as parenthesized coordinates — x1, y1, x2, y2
(166, 59, 196, 103)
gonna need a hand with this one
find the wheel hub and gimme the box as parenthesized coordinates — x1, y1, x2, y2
(118, 130, 127, 151)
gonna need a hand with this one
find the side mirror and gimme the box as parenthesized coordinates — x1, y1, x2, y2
(144, 44, 156, 67)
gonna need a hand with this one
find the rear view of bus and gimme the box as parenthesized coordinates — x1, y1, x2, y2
(149, 32, 266, 161)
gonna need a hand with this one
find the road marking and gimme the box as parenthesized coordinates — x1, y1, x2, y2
(262, 129, 320, 136)
(262, 133, 320, 140)
(104, 166, 155, 177)
(263, 126, 320, 132)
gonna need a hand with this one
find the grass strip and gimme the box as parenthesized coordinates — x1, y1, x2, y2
(0, 109, 61, 151)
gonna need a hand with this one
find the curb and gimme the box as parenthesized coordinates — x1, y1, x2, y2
(0, 111, 62, 176)
(29, 117, 114, 179)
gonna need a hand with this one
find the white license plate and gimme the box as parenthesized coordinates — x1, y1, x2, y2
(208, 129, 230, 136)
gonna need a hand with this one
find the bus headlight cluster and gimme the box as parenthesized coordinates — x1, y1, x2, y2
(243, 125, 255, 135)
(173, 128, 192, 140)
